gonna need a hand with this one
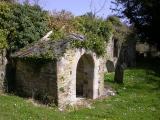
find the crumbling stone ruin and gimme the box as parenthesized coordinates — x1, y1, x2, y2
(0, 31, 135, 109)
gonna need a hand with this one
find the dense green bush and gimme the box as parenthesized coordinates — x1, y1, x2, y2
(71, 15, 114, 55)
(0, 2, 49, 52)
(0, 29, 7, 49)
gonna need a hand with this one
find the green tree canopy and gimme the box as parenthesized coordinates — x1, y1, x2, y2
(114, 0, 159, 48)
(0, 2, 49, 52)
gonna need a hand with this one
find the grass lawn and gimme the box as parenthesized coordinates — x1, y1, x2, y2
(0, 58, 160, 120)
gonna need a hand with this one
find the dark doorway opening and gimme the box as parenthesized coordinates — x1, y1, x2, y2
(113, 39, 118, 57)
(76, 54, 94, 98)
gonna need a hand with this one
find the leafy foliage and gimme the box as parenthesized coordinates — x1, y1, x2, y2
(107, 16, 130, 43)
(49, 11, 115, 56)
(71, 33, 106, 55)
(74, 15, 113, 40)
(70, 15, 114, 55)
(48, 10, 75, 34)
(114, 0, 159, 48)
(0, 29, 8, 49)
(0, 0, 15, 3)
(0, 2, 49, 52)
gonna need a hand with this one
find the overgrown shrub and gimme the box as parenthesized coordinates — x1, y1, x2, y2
(0, 29, 7, 49)
(0, 2, 49, 52)
(49, 11, 115, 56)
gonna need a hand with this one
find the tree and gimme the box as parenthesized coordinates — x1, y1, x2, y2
(0, 0, 17, 3)
(0, 2, 49, 92)
(48, 10, 75, 34)
(0, 2, 49, 52)
(113, 0, 160, 48)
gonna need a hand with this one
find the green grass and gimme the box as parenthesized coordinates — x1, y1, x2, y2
(0, 58, 160, 120)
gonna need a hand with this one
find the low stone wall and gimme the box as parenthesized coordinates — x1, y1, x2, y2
(15, 59, 58, 104)
(0, 49, 7, 92)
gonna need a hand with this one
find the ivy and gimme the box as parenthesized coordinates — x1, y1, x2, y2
(70, 33, 106, 56)
(0, 29, 8, 49)
(49, 12, 115, 56)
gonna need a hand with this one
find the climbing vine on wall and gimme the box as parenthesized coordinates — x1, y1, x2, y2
(0, 29, 8, 49)
(49, 11, 114, 56)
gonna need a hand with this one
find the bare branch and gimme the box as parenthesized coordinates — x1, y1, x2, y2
(94, 0, 107, 14)
(33, 0, 40, 5)
(89, 0, 107, 16)
(90, 0, 93, 11)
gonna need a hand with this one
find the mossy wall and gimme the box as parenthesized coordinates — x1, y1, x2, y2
(15, 59, 58, 105)
(0, 49, 7, 92)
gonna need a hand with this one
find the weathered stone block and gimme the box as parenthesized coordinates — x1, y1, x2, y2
(0, 49, 7, 92)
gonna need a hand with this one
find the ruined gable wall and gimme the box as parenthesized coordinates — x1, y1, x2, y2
(105, 36, 118, 72)
(56, 48, 105, 108)
(106, 36, 114, 61)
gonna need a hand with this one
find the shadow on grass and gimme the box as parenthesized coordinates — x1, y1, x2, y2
(105, 57, 160, 93)
(136, 57, 160, 88)
(136, 57, 160, 75)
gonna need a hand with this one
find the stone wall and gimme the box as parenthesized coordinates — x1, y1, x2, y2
(106, 37, 119, 72)
(0, 49, 7, 92)
(57, 48, 105, 108)
(136, 42, 160, 57)
(14, 48, 106, 108)
(15, 59, 58, 104)
(106, 36, 114, 61)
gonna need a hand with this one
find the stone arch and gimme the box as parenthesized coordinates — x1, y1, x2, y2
(76, 54, 94, 98)
(106, 60, 115, 72)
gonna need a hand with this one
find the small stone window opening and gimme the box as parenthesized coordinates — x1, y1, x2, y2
(113, 39, 118, 57)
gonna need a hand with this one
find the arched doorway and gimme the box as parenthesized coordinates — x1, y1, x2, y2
(76, 54, 94, 98)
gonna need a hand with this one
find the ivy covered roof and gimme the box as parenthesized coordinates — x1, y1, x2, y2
(12, 31, 86, 60)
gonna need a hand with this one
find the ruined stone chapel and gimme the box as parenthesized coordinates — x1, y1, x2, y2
(0, 31, 134, 108)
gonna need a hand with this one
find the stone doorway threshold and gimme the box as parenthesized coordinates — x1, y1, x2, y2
(70, 97, 92, 108)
